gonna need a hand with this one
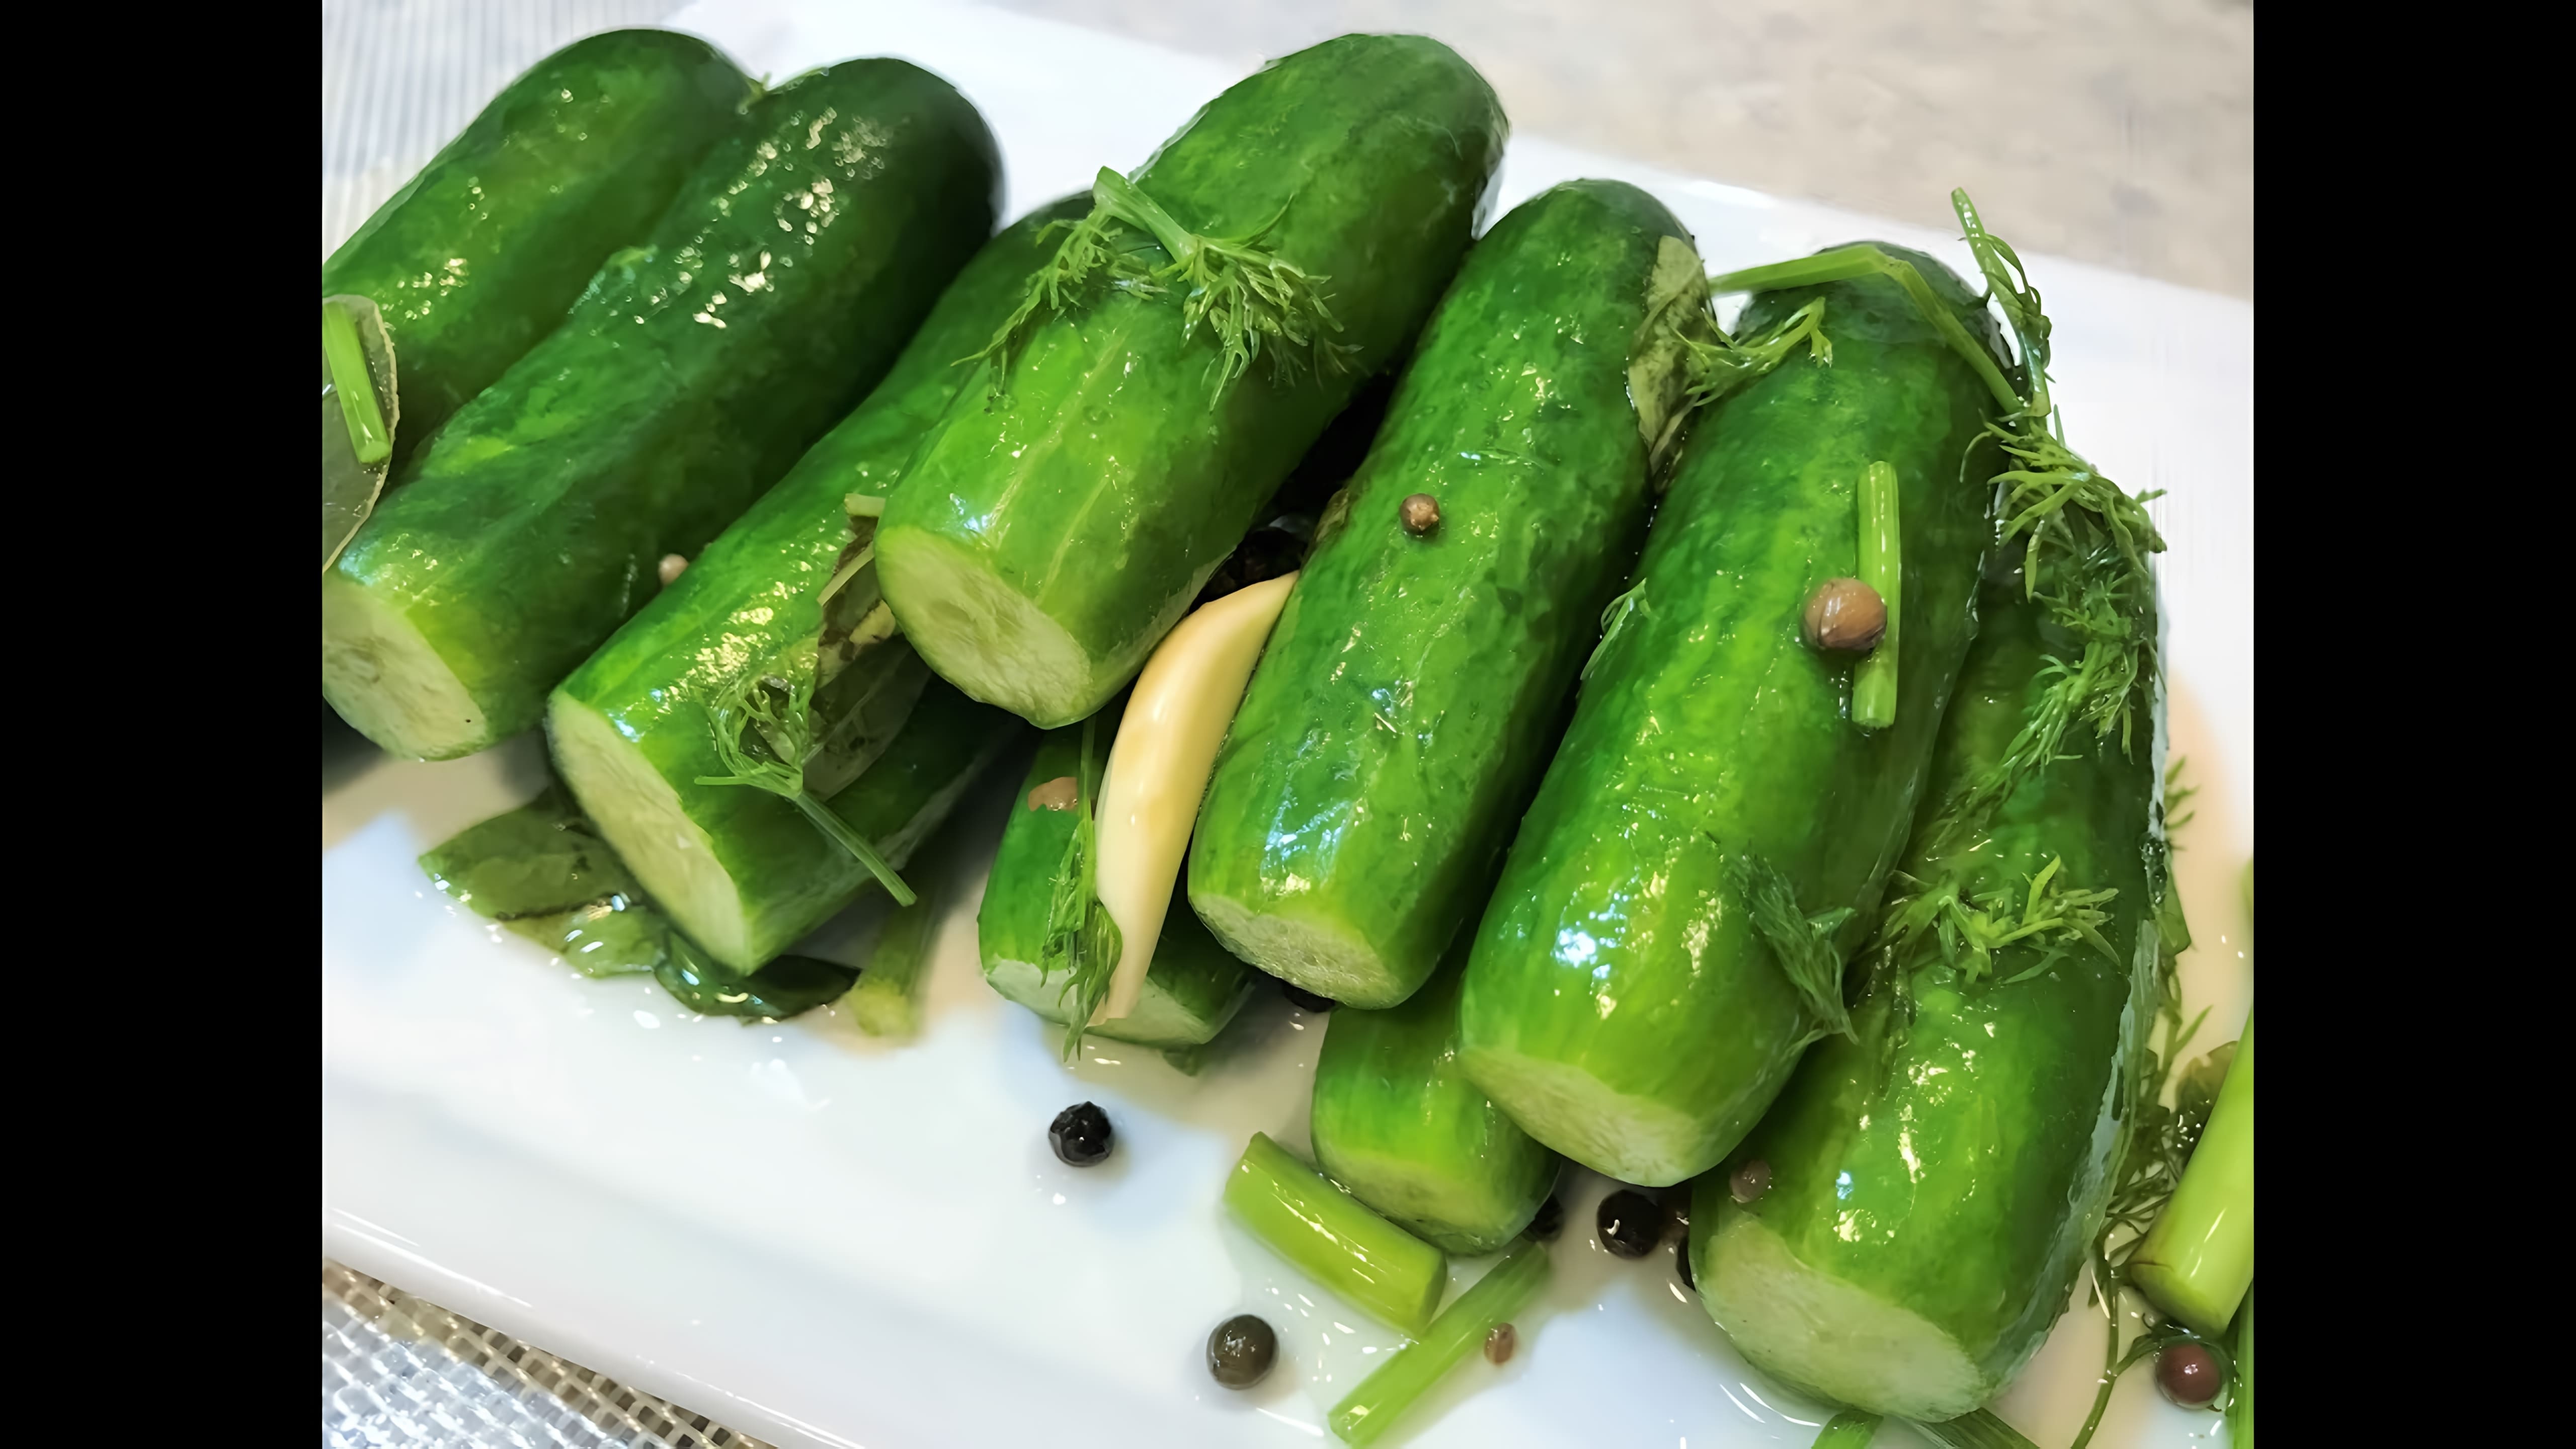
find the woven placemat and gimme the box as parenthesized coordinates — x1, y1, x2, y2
(324, 1260, 773, 1449)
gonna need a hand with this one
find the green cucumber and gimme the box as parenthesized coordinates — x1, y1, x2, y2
(1190, 180, 1695, 1007)
(325, 59, 1002, 760)
(1456, 246, 2008, 1187)
(876, 34, 1507, 728)
(1689, 571, 2163, 1419)
(1310, 946, 1560, 1255)
(323, 30, 751, 463)
(979, 704, 1257, 1049)
(546, 198, 1076, 970)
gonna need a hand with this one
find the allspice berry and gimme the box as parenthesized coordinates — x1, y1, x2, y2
(1399, 493, 1441, 536)
(1802, 578, 1886, 653)
(1483, 1323, 1517, 1365)
(657, 553, 690, 587)
(1025, 776, 1079, 812)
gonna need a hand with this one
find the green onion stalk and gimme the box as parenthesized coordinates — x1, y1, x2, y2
(1223, 1132, 1445, 1335)
(1852, 459, 1901, 729)
(2131, 1014, 2252, 1334)
(1327, 1238, 1550, 1447)
(321, 298, 393, 465)
(845, 849, 950, 1039)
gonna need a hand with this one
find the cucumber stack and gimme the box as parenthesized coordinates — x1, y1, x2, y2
(1690, 565, 2167, 1419)
(1189, 180, 1698, 1008)
(325, 59, 1002, 761)
(1457, 246, 2009, 1187)
(875, 34, 1509, 729)
(322, 30, 753, 463)
(547, 198, 1083, 972)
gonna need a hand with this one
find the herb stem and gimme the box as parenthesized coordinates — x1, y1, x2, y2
(789, 791, 917, 908)
(322, 300, 392, 465)
(1327, 1238, 1549, 1448)
(1851, 460, 1901, 730)
(1706, 247, 2020, 413)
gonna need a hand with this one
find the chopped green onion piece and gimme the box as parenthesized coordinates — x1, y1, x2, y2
(846, 866, 942, 1038)
(321, 300, 392, 465)
(1851, 460, 1901, 729)
(844, 492, 888, 517)
(1327, 1238, 1549, 1447)
(1811, 1412, 1883, 1448)
(1907, 1409, 2042, 1449)
(2133, 1013, 2254, 1334)
(1223, 1132, 1445, 1336)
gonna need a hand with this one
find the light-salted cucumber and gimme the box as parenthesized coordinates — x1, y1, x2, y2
(1188, 179, 1700, 1008)
(875, 35, 1507, 728)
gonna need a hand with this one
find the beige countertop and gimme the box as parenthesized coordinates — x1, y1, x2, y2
(986, 0, 2253, 299)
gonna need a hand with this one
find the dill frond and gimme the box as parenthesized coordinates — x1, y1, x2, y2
(1725, 850, 1859, 1050)
(967, 167, 1352, 406)
(696, 665, 916, 907)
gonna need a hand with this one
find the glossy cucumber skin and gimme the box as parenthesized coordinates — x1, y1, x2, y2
(1457, 248, 2007, 1186)
(978, 714, 1257, 1046)
(329, 60, 1002, 757)
(322, 30, 750, 463)
(1311, 951, 1560, 1255)
(1190, 181, 1685, 1007)
(877, 34, 1508, 728)
(548, 199, 1075, 968)
(1691, 574, 2161, 1413)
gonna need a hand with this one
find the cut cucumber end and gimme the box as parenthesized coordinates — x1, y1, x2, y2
(877, 524, 1101, 729)
(982, 954, 1217, 1048)
(546, 693, 753, 967)
(1311, 1142, 1535, 1257)
(1191, 893, 1410, 1009)
(1697, 1206, 1987, 1420)
(1458, 1042, 1709, 1187)
(321, 573, 492, 760)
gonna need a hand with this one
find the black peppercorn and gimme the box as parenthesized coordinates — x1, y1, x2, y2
(1597, 1189, 1665, 1258)
(1049, 1101, 1113, 1166)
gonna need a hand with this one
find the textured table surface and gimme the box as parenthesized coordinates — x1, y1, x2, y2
(320, 1, 2252, 1441)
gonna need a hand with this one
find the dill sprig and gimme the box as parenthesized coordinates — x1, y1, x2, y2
(1036, 713, 1125, 1061)
(1724, 851, 1859, 1050)
(1875, 856, 2120, 987)
(968, 167, 1353, 405)
(1675, 296, 1832, 412)
(696, 667, 916, 907)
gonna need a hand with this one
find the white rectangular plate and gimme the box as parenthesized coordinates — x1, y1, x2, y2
(321, 3, 2253, 1445)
